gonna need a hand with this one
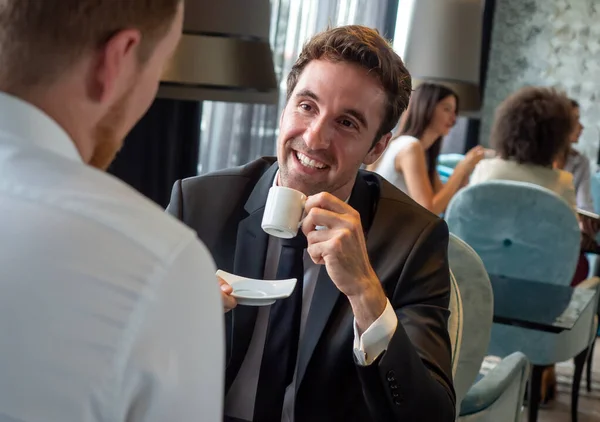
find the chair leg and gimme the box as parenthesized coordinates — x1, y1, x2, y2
(572, 348, 588, 422)
(528, 365, 543, 422)
(586, 339, 595, 393)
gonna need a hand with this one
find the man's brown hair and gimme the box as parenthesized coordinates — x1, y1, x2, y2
(286, 25, 412, 145)
(492, 86, 573, 167)
(0, 0, 181, 90)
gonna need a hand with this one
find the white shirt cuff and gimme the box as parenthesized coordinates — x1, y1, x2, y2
(353, 299, 398, 366)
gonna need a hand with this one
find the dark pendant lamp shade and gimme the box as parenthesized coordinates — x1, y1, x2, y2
(158, 0, 278, 104)
(402, 0, 484, 115)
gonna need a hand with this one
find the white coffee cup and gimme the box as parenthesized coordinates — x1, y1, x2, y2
(261, 186, 307, 238)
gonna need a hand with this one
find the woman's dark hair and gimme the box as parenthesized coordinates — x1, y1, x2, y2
(396, 82, 458, 183)
(492, 87, 573, 167)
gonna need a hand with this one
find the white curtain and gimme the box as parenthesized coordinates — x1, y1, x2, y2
(197, 0, 392, 174)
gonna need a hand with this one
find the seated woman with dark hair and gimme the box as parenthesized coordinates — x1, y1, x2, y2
(470, 87, 593, 283)
(470, 86, 576, 205)
(555, 99, 594, 212)
(470, 86, 586, 404)
(369, 82, 484, 215)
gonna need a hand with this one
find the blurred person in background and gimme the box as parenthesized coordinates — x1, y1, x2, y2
(555, 99, 594, 212)
(369, 82, 484, 215)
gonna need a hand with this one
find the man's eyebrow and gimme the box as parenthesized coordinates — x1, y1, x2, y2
(295, 89, 319, 101)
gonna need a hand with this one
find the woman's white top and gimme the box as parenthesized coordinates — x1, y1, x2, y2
(374, 135, 420, 194)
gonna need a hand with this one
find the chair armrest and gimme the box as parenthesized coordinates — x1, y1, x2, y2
(459, 352, 529, 416)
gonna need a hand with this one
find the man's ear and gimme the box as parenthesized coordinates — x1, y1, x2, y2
(93, 29, 141, 103)
(363, 132, 392, 166)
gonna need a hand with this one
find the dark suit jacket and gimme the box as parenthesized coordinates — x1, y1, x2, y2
(167, 157, 455, 421)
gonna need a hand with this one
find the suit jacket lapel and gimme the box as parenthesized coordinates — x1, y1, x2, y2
(296, 266, 339, 386)
(296, 174, 376, 387)
(225, 163, 278, 391)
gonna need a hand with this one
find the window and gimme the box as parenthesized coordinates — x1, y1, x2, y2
(198, 0, 394, 175)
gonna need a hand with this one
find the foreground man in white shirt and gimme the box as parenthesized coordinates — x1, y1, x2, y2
(0, 1, 223, 421)
(168, 26, 456, 421)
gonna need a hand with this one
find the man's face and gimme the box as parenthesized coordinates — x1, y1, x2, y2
(569, 106, 583, 144)
(89, 3, 183, 169)
(277, 59, 391, 199)
(431, 95, 457, 137)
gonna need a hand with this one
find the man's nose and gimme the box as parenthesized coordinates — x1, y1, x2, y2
(303, 118, 331, 150)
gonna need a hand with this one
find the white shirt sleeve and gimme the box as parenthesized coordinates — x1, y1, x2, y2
(353, 299, 398, 366)
(118, 237, 224, 422)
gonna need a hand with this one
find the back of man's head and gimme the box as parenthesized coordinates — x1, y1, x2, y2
(0, 0, 180, 92)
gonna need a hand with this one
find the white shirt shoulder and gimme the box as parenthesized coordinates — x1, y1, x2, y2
(0, 92, 223, 422)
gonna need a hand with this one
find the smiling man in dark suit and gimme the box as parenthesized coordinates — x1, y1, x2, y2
(167, 25, 455, 422)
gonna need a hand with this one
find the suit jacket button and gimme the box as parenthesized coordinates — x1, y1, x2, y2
(390, 383, 398, 390)
(392, 392, 400, 398)
(386, 370, 396, 381)
(394, 398, 402, 406)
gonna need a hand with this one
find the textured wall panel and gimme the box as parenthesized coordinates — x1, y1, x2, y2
(482, 0, 600, 169)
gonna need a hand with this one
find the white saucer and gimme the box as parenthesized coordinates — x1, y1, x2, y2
(216, 269, 297, 306)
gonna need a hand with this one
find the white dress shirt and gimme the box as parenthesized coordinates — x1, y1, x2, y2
(225, 171, 398, 422)
(0, 92, 224, 422)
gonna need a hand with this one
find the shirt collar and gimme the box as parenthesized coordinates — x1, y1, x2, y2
(0, 91, 82, 162)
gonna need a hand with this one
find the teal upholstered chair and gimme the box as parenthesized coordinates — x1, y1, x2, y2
(459, 352, 529, 422)
(447, 234, 529, 421)
(447, 234, 492, 411)
(439, 153, 465, 169)
(445, 180, 599, 422)
(448, 261, 463, 386)
(585, 171, 600, 389)
(438, 153, 465, 183)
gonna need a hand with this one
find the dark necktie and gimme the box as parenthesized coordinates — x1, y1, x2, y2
(253, 233, 307, 422)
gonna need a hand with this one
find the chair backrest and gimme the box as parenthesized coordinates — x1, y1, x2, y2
(448, 269, 463, 379)
(446, 180, 580, 285)
(448, 234, 493, 414)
